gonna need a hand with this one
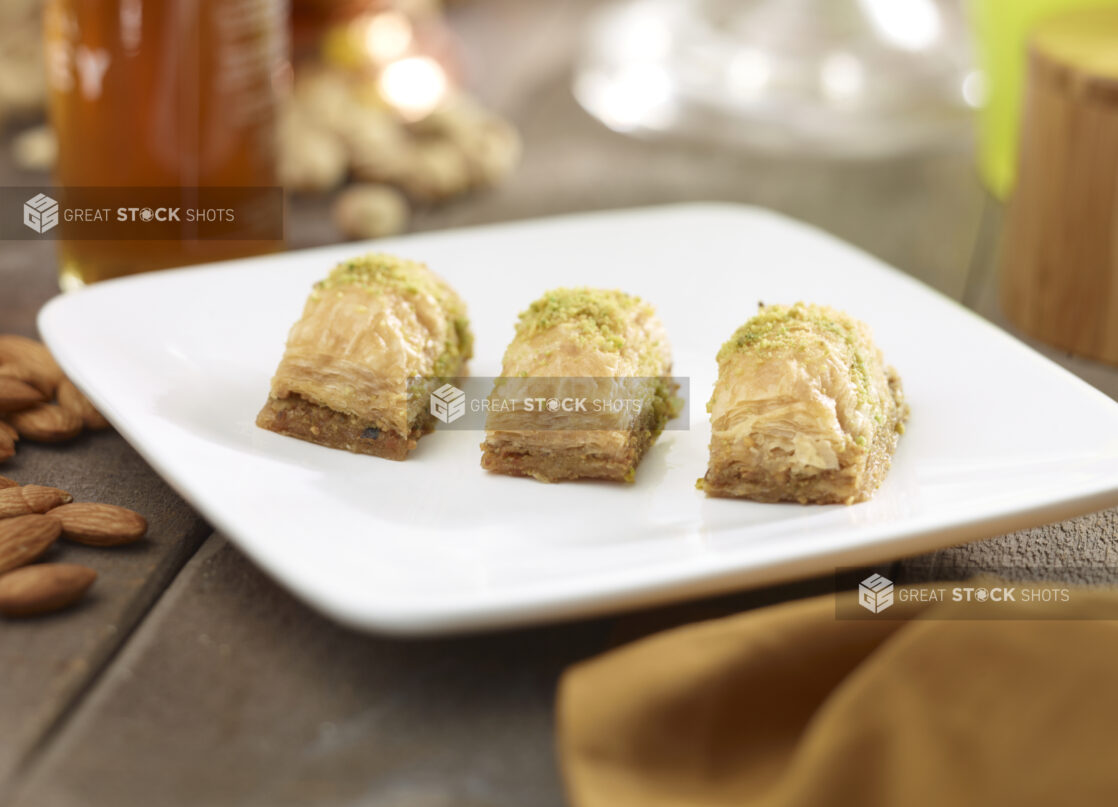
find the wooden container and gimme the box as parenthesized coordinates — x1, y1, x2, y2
(1000, 8, 1118, 365)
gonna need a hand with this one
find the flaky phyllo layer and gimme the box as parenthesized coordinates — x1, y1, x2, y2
(702, 302, 907, 504)
(265, 254, 472, 436)
(482, 288, 680, 481)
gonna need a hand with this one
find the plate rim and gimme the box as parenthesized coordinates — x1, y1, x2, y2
(38, 202, 1118, 635)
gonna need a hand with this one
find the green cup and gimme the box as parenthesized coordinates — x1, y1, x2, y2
(968, 0, 1118, 198)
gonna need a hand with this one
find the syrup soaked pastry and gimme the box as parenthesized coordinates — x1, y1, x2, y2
(257, 253, 472, 460)
(481, 288, 680, 482)
(701, 302, 907, 504)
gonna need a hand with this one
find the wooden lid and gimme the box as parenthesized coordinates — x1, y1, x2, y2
(1030, 7, 1118, 100)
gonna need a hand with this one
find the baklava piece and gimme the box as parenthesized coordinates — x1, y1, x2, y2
(481, 288, 680, 482)
(700, 302, 907, 504)
(257, 253, 472, 460)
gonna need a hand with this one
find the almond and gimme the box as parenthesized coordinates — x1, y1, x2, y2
(51, 502, 148, 546)
(0, 420, 18, 442)
(0, 514, 61, 573)
(0, 475, 17, 489)
(0, 376, 44, 412)
(0, 485, 73, 518)
(0, 336, 64, 397)
(57, 379, 110, 430)
(0, 431, 13, 463)
(0, 362, 51, 399)
(0, 563, 96, 617)
(8, 403, 82, 443)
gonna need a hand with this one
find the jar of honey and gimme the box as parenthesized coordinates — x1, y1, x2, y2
(43, 0, 288, 289)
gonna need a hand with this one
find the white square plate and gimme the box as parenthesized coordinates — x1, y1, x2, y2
(39, 204, 1118, 634)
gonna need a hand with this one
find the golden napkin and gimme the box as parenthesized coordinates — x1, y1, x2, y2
(559, 585, 1118, 807)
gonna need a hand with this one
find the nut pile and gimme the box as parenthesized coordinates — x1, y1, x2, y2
(0, 486, 149, 617)
(283, 65, 521, 239)
(11, 74, 522, 242)
(0, 334, 148, 618)
(0, 334, 109, 462)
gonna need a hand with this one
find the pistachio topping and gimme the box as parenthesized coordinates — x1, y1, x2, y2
(515, 287, 642, 353)
(314, 253, 465, 318)
(718, 302, 874, 404)
(315, 252, 473, 382)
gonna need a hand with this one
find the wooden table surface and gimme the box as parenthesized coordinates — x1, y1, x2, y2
(2, 2, 1117, 805)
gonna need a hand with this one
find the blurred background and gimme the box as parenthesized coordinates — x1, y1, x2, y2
(3, 6, 1118, 803)
(2, 0, 1118, 391)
